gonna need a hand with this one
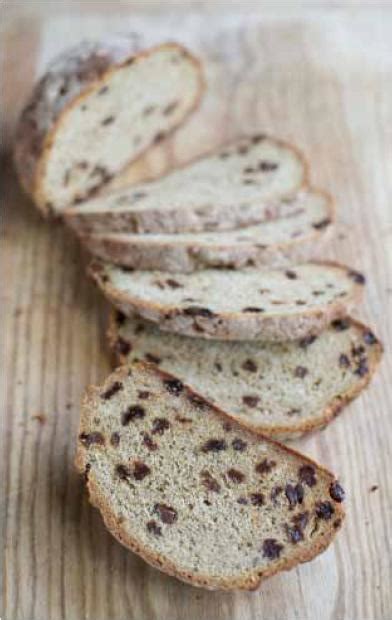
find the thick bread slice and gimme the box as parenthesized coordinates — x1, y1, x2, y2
(64, 134, 308, 234)
(90, 261, 365, 341)
(75, 361, 345, 591)
(14, 38, 203, 216)
(81, 189, 334, 272)
(108, 313, 382, 440)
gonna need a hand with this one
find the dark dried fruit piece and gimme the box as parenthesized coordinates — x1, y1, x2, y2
(110, 432, 120, 447)
(299, 335, 317, 349)
(242, 359, 258, 372)
(200, 470, 221, 493)
(242, 395, 260, 407)
(285, 525, 303, 544)
(146, 520, 162, 536)
(354, 358, 369, 377)
(285, 270, 297, 280)
(315, 501, 335, 520)
(116, 464, 130, 480)
(232, 438, 247, 452)
(255, 459, 277, 474)
(259, 161, 278, 172)
(227, 468, 245, 483)
(298, 465, 317, 487)
(188, 393, 206, 409)
(145, 352, 161, 365)
(294, 366, 308, 378)
(121, 405, 145, 425)
(151, 418, 170, 436)
(163, 378, 184, 396)
(250, 493, 265, 506)
(348, 270, 366, 285)
(115, 337, 131, 356)
(292, 511, 309, 530)
(263, 539, 283, 559)
(183, 306, 216, 318)
(138, 390, 150, 400)
(271, 485, 283, 503)
(285, 483, 304, 508)
(79, 432, 105, 447)
(242, 307, 265, 313)
(154, 503, 178, 524)
(312, 218, 331, 230)
(329, 481, 345, 502)
(363, 330, 377, 345)
(101, 381, 123, 400)
(331, 318, 350, 331)
(166, 278, 183, 289)
(339, 353, 350, 368)
(133, 460, 151, 480)
(142, 432, 158, 451)
(201, 438, 227, 452)
(101, 115, 115, 125)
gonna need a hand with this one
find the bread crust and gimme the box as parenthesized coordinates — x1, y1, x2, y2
(79, 188, 334, 272)
(75, 361, 345, 591)
(14, 40, 204, 216)
(89, 260, 365, 342)
(107, 313, 382, 440)
(64, 134, 310, 234)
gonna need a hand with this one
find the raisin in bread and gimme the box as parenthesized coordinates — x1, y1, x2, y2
(75, 361, 345, 591)
(65, 135, 308, 235)
(90, 261, 365, 341)
(80, 189, 334, 272)
(108, 313, 382, 440)
(14, 38, 203, 216)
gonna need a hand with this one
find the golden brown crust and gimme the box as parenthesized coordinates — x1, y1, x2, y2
(75, 361, 345, 591)
(15, 42, 204, 216)
(89, 260, 365, 342)
(107, 312, 382, 440)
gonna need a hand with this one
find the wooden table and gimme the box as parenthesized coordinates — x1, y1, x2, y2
(2, 3, 392, 619)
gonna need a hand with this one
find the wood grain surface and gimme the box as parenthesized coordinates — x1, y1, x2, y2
(1, 3, 392, 619)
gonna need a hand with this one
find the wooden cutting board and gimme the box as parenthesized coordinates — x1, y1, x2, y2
(2, 3, 392, 619)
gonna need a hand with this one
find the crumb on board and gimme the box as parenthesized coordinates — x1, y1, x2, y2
(369, 485, 379, 493)
(32, 413, 47, 424)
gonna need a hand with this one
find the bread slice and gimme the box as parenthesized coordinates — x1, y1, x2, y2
(80, 189, 334, 272)
(13, 38, 203, 216)
(89, 261, 365, 341)
(75, 361, 345, 590)
(64, 134, 308, 235)
(108, 313, 382, 440)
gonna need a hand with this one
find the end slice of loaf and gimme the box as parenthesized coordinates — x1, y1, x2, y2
(80, 189, 334, 272)
(14, 38, 203, 216)
(65, 134, 308, 235)
(90, 261, 365, 341)
(108, 312, 382, 440)
(75, 361, 345, 590)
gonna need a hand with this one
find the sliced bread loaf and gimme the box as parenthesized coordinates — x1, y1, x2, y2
(65, 134, 308, 235)
(75, 361, 345, 590)
(90, 261, 365, 341)
(81, 189, 334, 272)
(14, 38, 203, 216)
(108, 313, 381, 440)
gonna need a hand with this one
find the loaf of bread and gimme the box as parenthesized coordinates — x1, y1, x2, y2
(14, 37, 203, 216)
(90, 260, 365, 341)
(75, 361, 345, 590)
(80, 189, 334, 271)
(65, 134, 308, 234)
(108, 312, 382, 440)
